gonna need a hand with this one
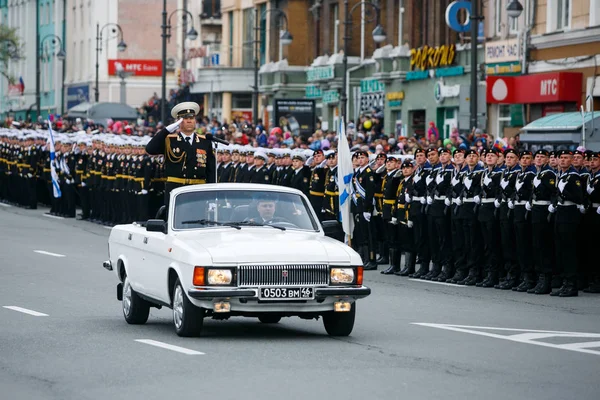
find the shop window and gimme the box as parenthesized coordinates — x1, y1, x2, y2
(410, 110, 426, 138)
(232, 94, 252, 109)
(497, 104, 511, 138)
(495, 0, 503, 36)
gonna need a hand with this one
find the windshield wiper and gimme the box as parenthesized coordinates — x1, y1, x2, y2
(231, 221, 286, 231)
(181, 219, 242, 230)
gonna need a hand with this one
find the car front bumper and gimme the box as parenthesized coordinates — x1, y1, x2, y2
(187, 286, 371, 300)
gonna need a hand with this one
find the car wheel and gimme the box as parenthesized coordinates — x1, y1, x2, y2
(322, 302, 356, 336)
(122, 277, 150, 325)
(172, 278, 204, 337)
(258, 315, 281, 324)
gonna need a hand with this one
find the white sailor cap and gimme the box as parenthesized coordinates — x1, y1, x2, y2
(171, 102, 200, 119)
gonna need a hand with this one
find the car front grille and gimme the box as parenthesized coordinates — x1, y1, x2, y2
(238, 264, 329, 286)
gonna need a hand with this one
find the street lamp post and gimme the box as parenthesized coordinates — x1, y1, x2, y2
(95, 23, 127, 103)
(469, 0, 481, 131)
(252, 8, 293, 126)
(341, 1, 386, 125)
(160, 2, 199, 124)
(36, 34, 66, 120)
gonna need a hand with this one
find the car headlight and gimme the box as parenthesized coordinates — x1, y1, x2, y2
(330, 268, 355, 284)
(207, 269, 233, 285)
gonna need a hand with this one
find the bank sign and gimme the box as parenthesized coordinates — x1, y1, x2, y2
(107, 59, 162, 76)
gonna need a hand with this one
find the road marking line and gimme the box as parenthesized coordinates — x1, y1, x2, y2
(103, 226, 112, 230)
(413, 323, 600, 356)
(0, 203, 11, 207)
(408, 279, 469, 287)
(34, 250, 66, 258)
(135, 339, 205, 355)
(3, 306, 48, 317)
(43, 214, 64, 220)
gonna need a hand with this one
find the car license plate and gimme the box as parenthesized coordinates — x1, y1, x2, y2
(259, 287, 314, 300)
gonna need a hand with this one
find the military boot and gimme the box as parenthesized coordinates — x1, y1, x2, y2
(396, 252, 416, 276)
(363, 246, 378, 271)
(381, 249, 399, 275)
(516, 273, 536, 292)
(410, 261, 429, 279)
(376, 242, 389, 265)
(532, 274, 552, 294)
(559, 279, 578, 297)
(424, 263, 442, 280)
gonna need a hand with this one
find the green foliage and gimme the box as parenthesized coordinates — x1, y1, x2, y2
(1, 24, 22, 84)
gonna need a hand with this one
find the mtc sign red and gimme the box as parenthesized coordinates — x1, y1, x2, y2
(108, 59, 163, 77)
(486, 72, 582, 104)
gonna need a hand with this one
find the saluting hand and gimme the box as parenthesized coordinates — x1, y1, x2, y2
(166, 118, 183, 133)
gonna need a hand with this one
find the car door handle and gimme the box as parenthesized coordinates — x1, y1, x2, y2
(143, 237, 148, 244)
(128, 234, 132, 240)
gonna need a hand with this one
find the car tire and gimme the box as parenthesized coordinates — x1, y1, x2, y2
(322, 303, 356, 336)
(172, 278, 204, 337)
(122, 277, 150, 325)
(258, 315, 281, 324)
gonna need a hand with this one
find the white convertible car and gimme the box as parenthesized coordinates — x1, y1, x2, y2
(103, 183, 371, 337)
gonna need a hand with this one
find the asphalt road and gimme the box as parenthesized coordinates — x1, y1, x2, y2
(1, 203, 600, 400)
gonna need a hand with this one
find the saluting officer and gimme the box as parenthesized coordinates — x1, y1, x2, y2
(145, 102, 216, 208)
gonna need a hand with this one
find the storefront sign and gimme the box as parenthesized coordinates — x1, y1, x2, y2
(410, 44, 456, 71)
(108, 59, 162, 76)
(406, 66, 464, 81)
(231, 110, 253, 122)
(486, 62, 522, 76)
(66, 84, 90, 109)
(305, 85, 322, 99)
(434, 80, 460, 104)
(185, 47, 207, 61)
(360, 78, 385, 93)
(386, 91, 405, 107)
(486, 72, 583, 104)
(307, 65, 334, 82)
(322, 90, 340, 104)
(445, 1, 471, 32)
(485, 38, 519, 64)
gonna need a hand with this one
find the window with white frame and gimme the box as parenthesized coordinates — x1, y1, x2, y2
(497, 104, 511, 138)
(591, 0, 600, 27)
(547, 0, 571, 31)
(495, 0, 503, 36)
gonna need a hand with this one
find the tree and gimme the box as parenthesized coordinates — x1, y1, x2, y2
(0, 24, 22, 84)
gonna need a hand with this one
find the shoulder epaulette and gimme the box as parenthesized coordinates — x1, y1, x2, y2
(167, 134, 177, 138)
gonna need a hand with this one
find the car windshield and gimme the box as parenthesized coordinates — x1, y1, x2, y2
(172, 189, 320, 232)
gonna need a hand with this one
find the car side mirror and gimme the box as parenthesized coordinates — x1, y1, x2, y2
(146, 219, 167, 234)
(322, 220, 345, 242)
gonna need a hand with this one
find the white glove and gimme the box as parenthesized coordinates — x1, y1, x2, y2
(420, 197, 426, 205)
(363, 212, 371, 222)
(141, 189, 148, 195)
(525, 202, 532, 211)
(81, 182, 87, 187)
(27, 173, 33, 178)
(405, 193, 412, 203)
(166, 118, 183, 133)
(548, 204, 556, 214)
(494, 199, 501, 208)
(453, 198, 462, 206)
(427, 196, 433, 205)
(321, 208, 326, 214)
(444, 198, 451, 207)
(508, 200, 515, 210)
(474, 195, 481, 205)
(587, 184, 594, 195)
(577, 204, 586, 214)
(407, 220, 414, 228)
(390, 217, 398, 225)
(597, 206, 600, 215)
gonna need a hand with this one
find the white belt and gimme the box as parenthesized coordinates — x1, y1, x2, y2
(463, 198, 475, 203)
(532, 200, 551, 206)
(412, 196, 425, 202)
(481, 198, 495, 204)
(558, 201, 576, 207)
(434, 195, 447, 200)
(592, 203, 600, 208)
(515, 200, 527, 206)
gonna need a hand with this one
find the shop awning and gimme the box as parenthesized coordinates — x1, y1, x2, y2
(67, 102, 138, 122)
(486, 72, 582, 104)
(521, 112, 598, 132)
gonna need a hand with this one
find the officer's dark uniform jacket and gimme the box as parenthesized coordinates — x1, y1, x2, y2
(279, 165, 294, 187)
(145, 129, 216, 185)
(588, 169, 600, 212)
(478, 165, 503, 222)
(243, 165, 256, 183)
(457, 163, 484, 219)
(408, 162, 430, 219)
(250, 165, 271, 184)
(498, 163, 520, 211)
(512, 164, 537, 219)
(322, 166, 339, 217)
(309, 164, 327, 212)
(290, 165, 310, 195)
(426, 162, 454, 217)
(396, 174, 413, 223)
(449, 164, 465, 211)
(218, 162, 235, 183)
(530, 164, 556, 222)
(234, 162, 247, 183)
(372, 165, 385, 215)
(554, 166, 584, 223)
(351, 165, 375, 214)
(381, 169, 401, 221)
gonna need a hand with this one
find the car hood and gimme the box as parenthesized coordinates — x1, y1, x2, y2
(174, 229, 355, 265)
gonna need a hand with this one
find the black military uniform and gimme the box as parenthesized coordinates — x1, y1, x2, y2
(407, 150, 431, 278)
(289, 154, 310, 195)
(145, 102, 216, 208)
(308, 150, 327, 220)
(584, 153, 600, 293)
(250, 151, 272, 184)
(395, 161, 416, 276)
(379, 157, 402, 275)
(528, 150, 556, 294)
(322, 153, 338, 221)
(550, 150, 585, 297)
(351, 150, 377, 270)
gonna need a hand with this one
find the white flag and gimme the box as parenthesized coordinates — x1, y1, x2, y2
(337, 118, 354, 239)
(47, 120, 62, 198)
